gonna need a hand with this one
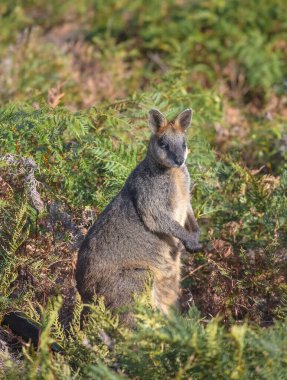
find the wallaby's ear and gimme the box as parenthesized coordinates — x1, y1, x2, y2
(148, 109, 166, 133)
(174, 108, 192, 131)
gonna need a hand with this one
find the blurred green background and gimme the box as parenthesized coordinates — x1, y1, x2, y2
(1, 0, 287, 108)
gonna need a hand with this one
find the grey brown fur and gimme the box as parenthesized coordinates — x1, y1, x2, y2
(76, 108, 201, 316)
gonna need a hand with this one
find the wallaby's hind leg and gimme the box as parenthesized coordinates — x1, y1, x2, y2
(152, 270, 180, 315)
(80, 268, 148, 326)
(152, 251, 181, 315)
(100, 269, 148, 315)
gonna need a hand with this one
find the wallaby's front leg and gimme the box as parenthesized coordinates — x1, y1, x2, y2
(136, 206, 200, 253)
(184, 204, 201, 252)
(185, 204, 200, 237)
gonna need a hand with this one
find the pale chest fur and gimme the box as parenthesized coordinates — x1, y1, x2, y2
(169, 167, 190, 226)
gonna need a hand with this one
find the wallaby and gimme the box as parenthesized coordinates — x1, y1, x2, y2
(76, 108, 201, 316)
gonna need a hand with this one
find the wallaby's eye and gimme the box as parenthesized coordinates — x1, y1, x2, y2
(158, 139, 169, 150)
(182, 142, 187, 149)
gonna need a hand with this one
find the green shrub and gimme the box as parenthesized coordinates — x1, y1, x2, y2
(1, 297, 287, 379)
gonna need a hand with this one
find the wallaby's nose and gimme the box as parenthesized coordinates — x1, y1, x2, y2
(174, 157, 184, 167)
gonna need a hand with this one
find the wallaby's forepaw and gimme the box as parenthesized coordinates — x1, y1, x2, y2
(184, 239, 202, 253)
(188, 243, 202, 253)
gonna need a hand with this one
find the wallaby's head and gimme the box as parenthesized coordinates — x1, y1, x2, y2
(148, 109, 192, 168)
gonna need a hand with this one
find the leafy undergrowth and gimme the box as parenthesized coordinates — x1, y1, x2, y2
(2, 297, 287, 380)
(0, 0, 287, 378)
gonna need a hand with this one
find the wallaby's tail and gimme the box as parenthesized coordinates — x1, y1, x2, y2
(2, 312, 62, 352)
(2, 312, 39, 347)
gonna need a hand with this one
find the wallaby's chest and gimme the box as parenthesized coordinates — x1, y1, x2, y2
(168, 168, 190, 226)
